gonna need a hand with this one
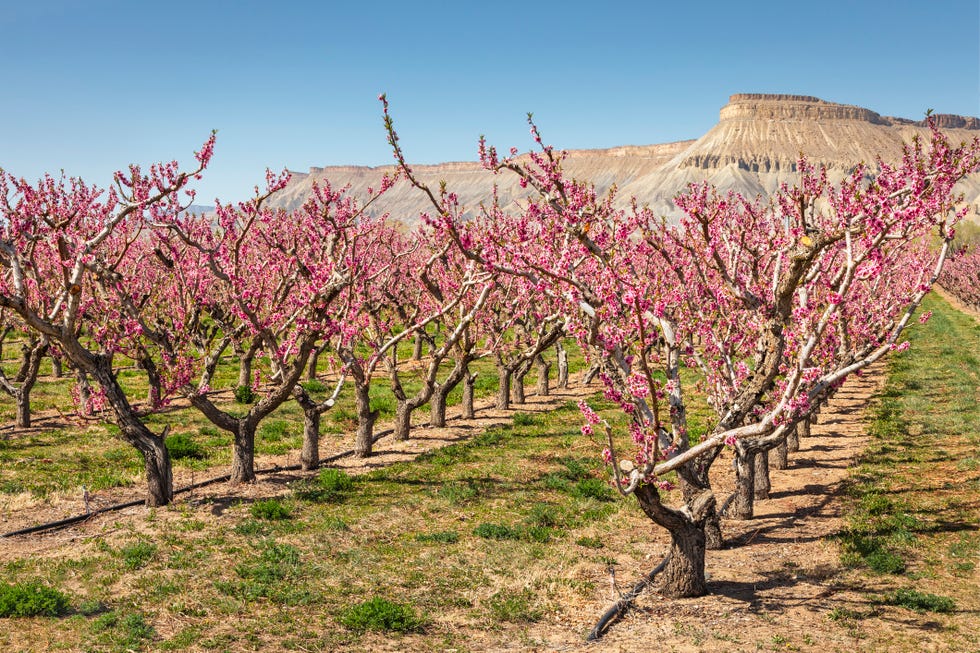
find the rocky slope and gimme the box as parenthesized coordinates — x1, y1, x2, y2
(271, 94, 980, 222)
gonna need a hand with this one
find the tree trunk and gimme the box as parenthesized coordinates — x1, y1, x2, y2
(634, 484, 710, 598)
(230, 419, 257, 484)
(293, 385, 320, 470)
(536, 355, 551, 396)
(773, 436, 788, 470)
(462, 372, 477, 419)
(306, 345, 322, 381)
(556, 342, 569, 389)
(354, 379, 378, 457)
(394, 400, 412, 441)
(141, 434, 174, 507)
(15, 391, 31, 428)
(731, 447, 756, 520)
(412, 332, 424, 361)
(75, 367, 93, 416)
(583, 364, 601, 385)
(50, 354, 63, 379)
(512, 360, 532, 405)
(88, 355, 173, 505)
(754, 448, 770, 500)
(496, 367, 511, 411)
(302, 410, 320, 470)
(787, 422, 800, 453)
(238, 339, 260, 388)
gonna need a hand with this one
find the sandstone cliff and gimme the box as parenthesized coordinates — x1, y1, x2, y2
(270, 94, 980, 222)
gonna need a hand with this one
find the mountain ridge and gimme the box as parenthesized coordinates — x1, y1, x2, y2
(271, 94, 980, 222)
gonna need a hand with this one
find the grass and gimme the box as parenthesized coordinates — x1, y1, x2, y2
(0, 356, 650, 650)
(833, 293, 979, 645)
(339, 597, 425, 633)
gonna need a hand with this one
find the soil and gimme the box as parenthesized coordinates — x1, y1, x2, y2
(2, 334, 977, 650)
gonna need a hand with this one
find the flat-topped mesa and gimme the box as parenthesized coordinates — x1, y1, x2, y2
(720, 93, 889, 124)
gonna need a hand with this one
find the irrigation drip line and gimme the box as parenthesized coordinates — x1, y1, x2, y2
(1, 427, 394, 539)
(586, 554, 671, 642)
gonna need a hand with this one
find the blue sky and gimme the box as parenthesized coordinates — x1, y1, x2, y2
(1, 0, 977, 203)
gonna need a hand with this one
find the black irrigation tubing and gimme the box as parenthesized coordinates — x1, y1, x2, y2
(0, 427, 395, 539)
(586, 553, 672, 642)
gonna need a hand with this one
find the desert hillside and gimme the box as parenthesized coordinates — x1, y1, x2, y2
(270, 94, 980, 222)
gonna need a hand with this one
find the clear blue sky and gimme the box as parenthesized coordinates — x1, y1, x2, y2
(1, 0, 977, 204)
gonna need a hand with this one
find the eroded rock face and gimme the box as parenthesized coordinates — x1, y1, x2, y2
(271, 94, 980, 223)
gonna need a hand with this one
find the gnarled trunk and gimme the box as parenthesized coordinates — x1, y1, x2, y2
(773, 435, 789, 469)
(237, 338, 261, 389)
(634, 484, 713, 598)
(230, 418, 258, 484)
(753, 448, 770, 500)
(293, 385, 320, 470)
(462, 372, 477, 419)
(354, 379, 378, 457)
(731, 446, 757, 520)
(87, 355, 173, 505)
(555, 342, 569, 389)
(496, 367, 511, 411)
(536, 355, 551, 396)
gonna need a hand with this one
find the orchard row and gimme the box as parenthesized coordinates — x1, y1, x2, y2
(2, 103, 978, 596)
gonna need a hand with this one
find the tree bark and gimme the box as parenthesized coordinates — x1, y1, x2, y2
(354, 379, 378, 457)
(87, 354, 173, 505)
(731, 446, 756, 520)
(536, 354, 551, 396)
(634, 484, 711, 598)
(512, 359, 532, 405)
(556, 342, 569, 389)
(787, 422, 800, 452)
(411, 332, 424, 361)
(773, 435, 789, 470)
(292, 385, 320, 470)
(462, 372, 477, 419)
(237, 338, 261, 389)
(496, 366, 511, 411)
(230, 419, 258, 484)
(394, 401, 412, 442)
(753, 448, 770, 500)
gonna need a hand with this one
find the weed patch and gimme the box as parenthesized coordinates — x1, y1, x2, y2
(339, 597, 425, 633)
(0, 581, 71, 617)
(881, 588, 956, 613)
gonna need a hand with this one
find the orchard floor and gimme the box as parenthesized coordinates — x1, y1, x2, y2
(2, 300, 978, 652)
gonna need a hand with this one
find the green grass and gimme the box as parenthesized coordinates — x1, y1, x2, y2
(840, 295, 979, 578)
(338, 597, 425, 633)
(880, 588, 957, 613)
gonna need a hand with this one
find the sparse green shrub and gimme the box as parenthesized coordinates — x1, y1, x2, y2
(250, 499, 292, 520)
(485, 589, 542, 623)
(572, 478, 612, 501)
(92, 610, 156, 648)
(575, 536, 604, 549)
(437, 480, 479, 504)
(296, 468, 354, 503)
(339, 597, 425, 633)
(415, 531, 459, 544)
(119, 541, 157, 570)
(234, 519, 268, 536)
(234, 384, 255, 404)
(473, 523, 520, 540)
(882, 588, 956, 613)
(301, 378, 326, 393)
(0, 581, 71, 617)
(164, 433, 206, 460)
(512, 412, 536, 427)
